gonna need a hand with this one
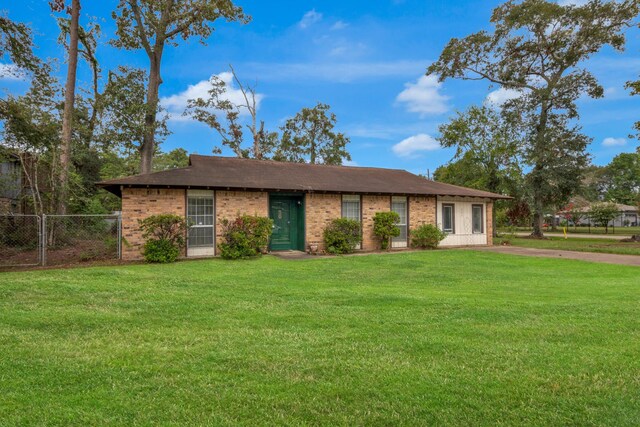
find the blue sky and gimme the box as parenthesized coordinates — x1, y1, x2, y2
(2, 0, 639, 175)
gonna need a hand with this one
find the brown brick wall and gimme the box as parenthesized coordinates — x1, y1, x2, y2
(362, 195, 391, 250)
(486, 201, 494, 245)
(305, 193, 342, 252)
(121, 188, 186, 260)
(409, 196, 436, 233)
(215, 191, 268, 245)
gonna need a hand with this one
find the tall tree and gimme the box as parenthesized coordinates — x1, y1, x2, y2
(275, 103, 351, 165)
(99, 66, 170, 169)
(627, 77, 640, 146)
(603, 152, 640, 205)
(0, 68, 62, 216)
(0, 13, 42, 80)
(50, 0, 81, 214)
(427, 0, 639, 237)
(184, 66, 277, 159)
(111, 0, 248, 174)
(435, 106, 523, 237)
(56, 15, 102, 141)
(437, 105, 520, 195)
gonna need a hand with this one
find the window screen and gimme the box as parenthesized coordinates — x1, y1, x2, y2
(391, 196, 407, 247)
(472, 204, 484, 234)
(342, 195, 361, 249)
(442, 204, 454, 234)
(342, 195, 361, 221)
(187, 192, 214, 248)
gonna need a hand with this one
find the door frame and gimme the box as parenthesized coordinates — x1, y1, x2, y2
(268, 193, 305, 251)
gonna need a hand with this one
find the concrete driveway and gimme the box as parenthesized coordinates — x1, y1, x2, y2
(475, 245, 640, 266)
(514, 232, 632, 240)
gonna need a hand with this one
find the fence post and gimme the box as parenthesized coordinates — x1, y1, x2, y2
(117, 214, 122, 260)
(41, 214, 47, 266)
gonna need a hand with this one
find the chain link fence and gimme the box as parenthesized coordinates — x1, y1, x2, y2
(0, 215, 42, 267)
(0, 214, 121, 268)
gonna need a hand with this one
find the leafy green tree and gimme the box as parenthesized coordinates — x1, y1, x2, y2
(437, 106, 520, 193)
(588, 202, 620, 234)
(627, 77, 640, 142)
(185, 65, 277, 159)
(603, 152, 640, 205)
(0, 13, 44, 81)
(111, 0, 248, 174)
(436, 105, 522, 234)
(99, 66, 170, 164)
(427, 0, 639, 237)
(579, 165, 608, 202)
(0, 70, 62, 215)
(275, 103, 351, 165)
(154, 148, 189, 171)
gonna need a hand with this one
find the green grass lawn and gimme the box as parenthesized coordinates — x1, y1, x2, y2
(1, 251, 639, 425)
(496, 236, 640, 256)
(499, 226, 640, 236)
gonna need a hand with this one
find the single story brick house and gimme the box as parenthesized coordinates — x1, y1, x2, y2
(99, 155, 510, 260)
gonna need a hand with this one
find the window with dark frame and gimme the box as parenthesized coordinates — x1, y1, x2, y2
(442, 204, 455, 234)
(472, 204, 484, 234)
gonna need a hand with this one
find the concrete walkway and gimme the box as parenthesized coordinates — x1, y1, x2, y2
(270, 250, 317, 260)
(515, 232, 632, 240)
(475, 245, 640, 266)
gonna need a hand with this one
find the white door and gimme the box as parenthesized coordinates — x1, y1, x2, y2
(187, 190, 215, 257)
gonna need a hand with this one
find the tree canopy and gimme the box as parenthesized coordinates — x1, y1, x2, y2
(428, 0, 640, 237)
(275, 103, 351, 165)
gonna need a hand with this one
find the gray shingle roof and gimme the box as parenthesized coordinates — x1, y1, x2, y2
(98, 155, 511, 199)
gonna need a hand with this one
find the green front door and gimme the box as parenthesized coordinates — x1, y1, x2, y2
(269, 195, 304, 251)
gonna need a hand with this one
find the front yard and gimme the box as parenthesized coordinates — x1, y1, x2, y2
(1, 251, 639, 425)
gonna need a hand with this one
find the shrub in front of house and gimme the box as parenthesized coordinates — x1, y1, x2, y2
(139, 214, 188, 263)
(218, 215, 273, 260)
(373, 211, 400, 250)
(410, 224, 446, 249)
(323, 218, 361, 254)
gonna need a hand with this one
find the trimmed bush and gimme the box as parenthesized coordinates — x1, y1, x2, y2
(218, 215, 273, 260)
(373, 211, 400, 250)
(410, 224, 446, 249)
(323, 218, 361, 254)
(143, 239, 180, 263)
(139, 214, 187, 263)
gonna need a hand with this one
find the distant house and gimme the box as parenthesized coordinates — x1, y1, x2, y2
(99, 155, 510, 260)
(558, 202, 639, 227)
(0, 154, 23, 213)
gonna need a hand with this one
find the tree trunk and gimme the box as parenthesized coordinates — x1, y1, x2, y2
(530, 99, 550, 239)
(532, 207, 545, 237)
(141, 51, 163, 174)
(58, 0, 81, 214)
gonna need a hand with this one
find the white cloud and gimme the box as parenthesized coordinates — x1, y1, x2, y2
(160, 71, 264, 122)
(485, 87, 521, 107)
(331, 20, 348, 30)
(392, 134, 440, 158)
(0, 63, 25, 81)
(396, 75, 449, 116)
(298, 9, 322, 29)
(602, 137, 627, 147)
(343, 160, 359, 167)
